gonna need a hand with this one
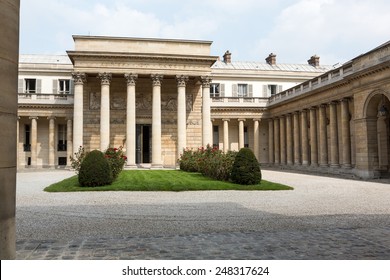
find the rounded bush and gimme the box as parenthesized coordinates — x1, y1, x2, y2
(230, 148, 261, 185)
(78, 150, 113, 187)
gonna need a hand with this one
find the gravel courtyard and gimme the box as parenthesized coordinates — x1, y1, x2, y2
(15, 169, 390, 259)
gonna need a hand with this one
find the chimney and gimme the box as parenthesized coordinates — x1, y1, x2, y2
(308, 55, 320, 67)
(266, 53, 277, 65)
(223, 50, 232, 63)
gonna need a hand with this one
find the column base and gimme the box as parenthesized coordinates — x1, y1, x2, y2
(124, 164, 138, 170)
(343, 164, 352, 169)
(151, 164, 163, 169)
(330, 164, 340, 168)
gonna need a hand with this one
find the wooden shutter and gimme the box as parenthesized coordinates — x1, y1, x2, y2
(52, 80, 58, 94)
(36, 79, 42, 93)
(70, 79, 74, 95)
(220, 84, 225, 97)
(263, 85, 268, 96)
(232, 84, 238, 97)
(18, 79, 24, 93)
(278, 85, 283, 93)
(248, 84, 253, 97)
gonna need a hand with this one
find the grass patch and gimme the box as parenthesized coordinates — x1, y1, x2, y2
(44, 170, 293, 192)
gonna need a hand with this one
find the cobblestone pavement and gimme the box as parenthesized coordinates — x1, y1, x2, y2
(15, 169, 390, 260)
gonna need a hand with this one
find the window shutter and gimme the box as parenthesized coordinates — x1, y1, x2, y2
(36, 79, 42, 93)
(263, 85, 268, 96)
(248, 84, 253, 97)
(232, 84, 238, 97)
(52, 80, 58, 94)
(70, 79, 74, 95)
(220, 84, 225, 97)
(278, 85, 283, 93)
(18, 79, 24, 93)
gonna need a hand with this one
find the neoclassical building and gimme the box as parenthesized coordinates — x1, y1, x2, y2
(17, 36, 390, 179)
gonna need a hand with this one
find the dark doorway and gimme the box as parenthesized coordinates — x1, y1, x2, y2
(136, 124, 151, 164)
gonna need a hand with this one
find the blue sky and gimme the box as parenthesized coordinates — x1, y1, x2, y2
(20, 0, 390, 65)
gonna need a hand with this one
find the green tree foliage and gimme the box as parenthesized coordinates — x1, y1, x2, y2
(231, 148, 262, 185)
(78, 150, 113, 187)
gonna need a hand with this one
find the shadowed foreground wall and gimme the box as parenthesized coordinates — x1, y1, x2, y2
(0, 0, 19, 259)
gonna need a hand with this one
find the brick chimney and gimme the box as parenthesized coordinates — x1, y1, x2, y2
(223, 50, 232, 63)
(308, 55, 320, 67)
(266, 53, 277, 65)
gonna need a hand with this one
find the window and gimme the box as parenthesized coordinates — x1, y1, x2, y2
(59, 79, 70, 94)
(24, 125, 31, 152)
(269, 85, 277, 95)
(238, 84, 248, 97)
(58, 157, 67, 166)
(210, 83, 220, 97)
(244, 126, 249, 148)
(213, 125, 219, 149)
(57, 124, 67, 151)
(25, 79, 36, 93)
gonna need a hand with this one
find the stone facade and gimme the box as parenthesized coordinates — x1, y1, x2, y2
(16, 35, 390, 179)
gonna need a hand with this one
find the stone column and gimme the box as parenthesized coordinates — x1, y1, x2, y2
(66, 118, 73, 168)
(309, 107, 318, 167)
(98, 72, 112, 151)
(223, 119, 230, 153)
(286, 114, 293, 165)
(176, 75, 189, 158)
(238, 119, 245, 149)
(48, 117, 55, 168)
(301, 109, 309, 166)
(293, 112, 301, 165)
(340, 98, 352, 168)
(280, 115, 286, 165)
(124, 73, 138, 168)
(151, 74, 163, 167)
(329, 101, 339, 168)
(274, 118, 280, 165)
(268, 119, 274, 164)
(30, 117, 38, 167)
(71, 72, 87, 153)
(201, 76, 212, 146)
(253, 119, 260, 160)
(0, 0, 19, 259)
(319, 104, 328, 167)
(16, 117, 19, 168)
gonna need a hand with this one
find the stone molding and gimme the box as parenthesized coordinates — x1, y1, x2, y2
(97, 72, 112, 85)
(201, 76, 212, 88)
(71, 72, 87, 85)
(151, 74, 164, 86)
(176, 75, 189, 87)
(124, 73, 138, 86)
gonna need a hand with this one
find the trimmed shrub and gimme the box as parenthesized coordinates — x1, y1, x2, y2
(231, 148, 261, 185)
(78, 150, 113, 187)
(104, 147, 127, 180)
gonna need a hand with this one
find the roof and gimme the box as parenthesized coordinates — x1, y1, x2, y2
(212, 60, 334, 73)
(19, 54, 72, 65)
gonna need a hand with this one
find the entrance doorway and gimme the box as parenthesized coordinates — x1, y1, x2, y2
(136, 124, 152, 164)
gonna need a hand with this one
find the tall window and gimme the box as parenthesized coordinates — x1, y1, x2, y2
(24, 125, 31, 151)
(210, 83, 220, 97)
(238, 84, 248, 97)
(25, 79, 36, 93)
(213, 125, 219, 149)
(244, 126, 249, 148)
(58, 124, 67, 151)
(59, 79, 70, 94)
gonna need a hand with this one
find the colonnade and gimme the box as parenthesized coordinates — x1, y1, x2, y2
(18, 117, 73, 168)
(268, 98, 352, 169)
(72, 72, 212, 167)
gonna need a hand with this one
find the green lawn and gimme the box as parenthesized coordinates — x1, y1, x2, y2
(44, 170, 293, 192)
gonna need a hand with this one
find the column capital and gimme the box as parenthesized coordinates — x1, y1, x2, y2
(176, 75, 189, 87)
(47, 116, 56, 120)
(309, 106, 318, 111)
(124, 73, 138, 86)
(72, 72, 87, 85)
(29, 116, 38, 120)
(98, 72, 112, 85)
(200, 76, 212, 88)
(151, 74, 164, 86)
(328, 100, 339, 105)
(253, 118, 261, 122)
(238, 118, 246, 122)
(340, 97, 352, 103)
(301, 108, 309, 113)
(222, 118, 230, 122)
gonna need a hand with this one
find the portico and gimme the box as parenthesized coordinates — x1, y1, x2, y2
(67, 36, 218, 167)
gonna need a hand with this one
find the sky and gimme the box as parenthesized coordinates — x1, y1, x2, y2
(20, 0, 390, 65)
